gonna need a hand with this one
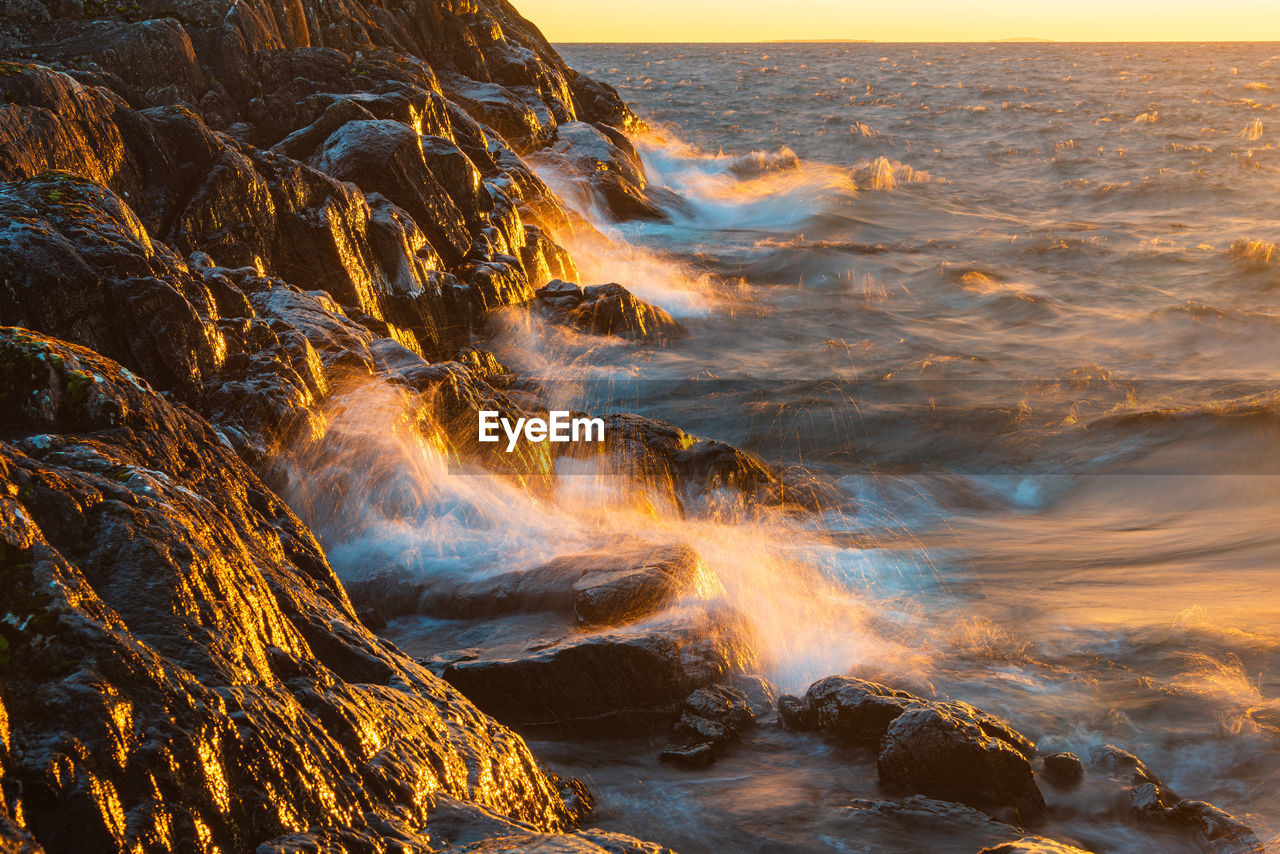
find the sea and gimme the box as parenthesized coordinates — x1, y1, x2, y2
(288, 43, 1280, 852)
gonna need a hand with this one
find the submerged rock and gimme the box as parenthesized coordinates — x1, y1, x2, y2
(782, 675, 1044, 821)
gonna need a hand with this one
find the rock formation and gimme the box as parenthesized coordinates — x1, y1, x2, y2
(0, 0, 691, 850)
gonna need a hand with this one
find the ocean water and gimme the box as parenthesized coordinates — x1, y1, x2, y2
(288, 43, 1280, 852)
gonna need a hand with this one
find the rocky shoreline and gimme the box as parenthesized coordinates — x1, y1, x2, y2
(0, 1, 1266, 852)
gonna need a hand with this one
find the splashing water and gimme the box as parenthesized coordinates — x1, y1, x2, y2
(282, 41, 1280, 852)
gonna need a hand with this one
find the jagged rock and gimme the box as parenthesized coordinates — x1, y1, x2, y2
(1041, 752, 1084, 788)
(0, 329, 579, 852)
(455, 831, 675, 853)
(0, 174, 220, 404)
(572, 544, 711, 625)
(1088, 744, 1170, 792)
(976, 837, 1093, 854)
(442, 607, 759, 729)
(1129, 784, 1263, 853)
(877, 703, 1045, 821)
(310, 118, 474, 266)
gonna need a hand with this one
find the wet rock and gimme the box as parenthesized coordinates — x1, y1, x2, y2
(659, 682, 759, 768)
(877, 703, 1045, 821)
(0, 329, 579, 852)
(456, 831, 675, 853)
(311, 118, 473, 265)
(533, 280, 683, 342)
(439, 543, 714, 627)
(533, 121, 670, 222)
(572, 543, 711, 625)
(590, 413, 832, 513)
(0, 174, 219, 404)
(725, 673, 778, 718)
(786, 675, 930, 744)
(977, 837, 1093, 854)
(1128, 784, 1264, 853)
(571, 284, 684, 342)
(1041, 752, 1084, 788)
(840, 796, 1025, 852)
(657, 742, 717, 769)
(442, 606, 759, 729)
(1088, 744, 1170, 792)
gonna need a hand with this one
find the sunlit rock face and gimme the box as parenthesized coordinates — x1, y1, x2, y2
(0, 329, 581, 852)
(0, 0, 680, 850)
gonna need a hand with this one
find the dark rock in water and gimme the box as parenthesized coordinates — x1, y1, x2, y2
(1079, 744, 1263, 853)
(726, 673, 778, 718)
(977, 837, 1093, 854)
(534, 280, 685, 343)
(788, 675, 930, 744)
(659, 682, 761, 768)
(877, 703, 1045, 821)
(0, 329, 579, 852)
(571, 284, 684, 342)
(839, 796, 1026, 852)
(1088, 743, 1171, 792)
(1128, 784, 1264, 853)
(442, 607, 759, 730)
(458, 830, 676, 853)
(590, 413, 834, 513)
(777, 694, 813, 731)
(572, 543, 710, 625)
(658, 742, 717, 769)
(1041, 752, 1084, 788)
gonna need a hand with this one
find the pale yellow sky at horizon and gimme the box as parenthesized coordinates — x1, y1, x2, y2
(512, 0, 1280, 43)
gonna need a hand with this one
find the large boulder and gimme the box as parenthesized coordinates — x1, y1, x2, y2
(877, 704, 1045, 822)
(310, 118, 475, 266)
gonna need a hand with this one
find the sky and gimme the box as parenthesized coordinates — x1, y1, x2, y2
(513, 0, 1280, 43)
